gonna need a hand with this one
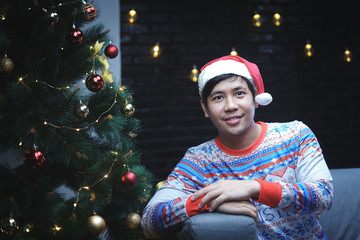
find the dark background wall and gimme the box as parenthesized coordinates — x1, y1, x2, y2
(120, 0, 360, 181)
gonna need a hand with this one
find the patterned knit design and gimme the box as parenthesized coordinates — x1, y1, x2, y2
(141, 121, 333, 239)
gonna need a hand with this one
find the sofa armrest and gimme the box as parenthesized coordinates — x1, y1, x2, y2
(177, 212, 257, 240)
(320, 168, 360, 240)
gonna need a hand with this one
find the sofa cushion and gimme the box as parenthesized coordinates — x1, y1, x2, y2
(177, 212, 257, 240)
(320, 168, 360, 240)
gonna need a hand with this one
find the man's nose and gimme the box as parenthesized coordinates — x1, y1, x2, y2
(224, 97, 238, 111)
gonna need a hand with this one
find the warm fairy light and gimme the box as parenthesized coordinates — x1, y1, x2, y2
(152, 43, 160, 57)
(273, 12, 282, 26)
(252, 13, 263, 27)
(190, 64, 199, 83)
(304, 41, 313, 57)
(19, 141, 23, 146)
(1, 14, 5, 21)
(230, 47, 238, 56)
(71, 149, 128, 215)
(44, 92, 118, 131)
(18, 77, 23, 82)
(25, 228, 30, 232)
(127, 9, 137, 23)
(54, 225, 62, 231)
(343, 47, 352, 63)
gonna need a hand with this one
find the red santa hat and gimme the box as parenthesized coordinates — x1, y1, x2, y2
(198, 55, 273, 106)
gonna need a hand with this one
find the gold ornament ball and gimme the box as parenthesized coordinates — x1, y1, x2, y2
(0, 56, 14, 73)
(123, 103, 135, 117)
(74, 101, 89, 118)
(126, 212, 141, 229)
(86, 215, 106, 236)
(155, 180, 165, 190)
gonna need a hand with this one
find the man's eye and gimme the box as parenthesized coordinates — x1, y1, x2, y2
(236, 91, 245, 96)
(213, 95, 223, 100)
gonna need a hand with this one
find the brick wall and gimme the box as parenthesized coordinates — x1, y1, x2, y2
(120, 0, 360, 181)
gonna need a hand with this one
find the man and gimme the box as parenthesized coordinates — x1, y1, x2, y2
(141, 55, 333, 239)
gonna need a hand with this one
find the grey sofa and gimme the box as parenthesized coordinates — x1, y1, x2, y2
(177, 168, 360, 240)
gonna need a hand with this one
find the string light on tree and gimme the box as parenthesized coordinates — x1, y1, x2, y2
(152, 42, 161, 57)
(190, 64, 199, 83)
(343, 47, 352, 63)
(304, 41, 313, 57)
(252, 12, 263, 27)
(127, 8, 137, 24)
(273, 12, 282, 26)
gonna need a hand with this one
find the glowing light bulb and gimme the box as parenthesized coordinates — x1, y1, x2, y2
(343, 47, 352, 63)
(273, 12, 282, 26)
(190, 64, 199, 82)
(152, 43, 161, 57)
(252, 13, 263, 27)
(230, 47, 238, 56)
(127, 9, 137, 23)
(304, 41, 313, 57)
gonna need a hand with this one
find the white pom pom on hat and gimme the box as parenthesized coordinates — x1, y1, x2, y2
(198, 55, 273, 106)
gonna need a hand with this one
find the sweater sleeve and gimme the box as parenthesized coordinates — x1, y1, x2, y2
(254, 180, 282, 207)
(141, 152, 206, 238)
(277, 122, 333, 215)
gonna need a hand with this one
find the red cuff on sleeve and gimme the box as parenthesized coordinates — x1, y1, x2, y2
(254, 180, 282, 208)
(186, 195, 210, 217)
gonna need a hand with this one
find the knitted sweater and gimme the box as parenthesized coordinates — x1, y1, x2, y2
(141, 121, 334, 239)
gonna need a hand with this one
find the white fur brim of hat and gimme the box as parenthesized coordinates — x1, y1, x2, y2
(198, 59, 272, 106)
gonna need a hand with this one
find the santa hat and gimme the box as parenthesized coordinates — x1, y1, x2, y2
(198, 55, 272, 106)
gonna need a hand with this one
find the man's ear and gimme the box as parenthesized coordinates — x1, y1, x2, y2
(200, 99, 210, 118)
(254, 92, 259, 108)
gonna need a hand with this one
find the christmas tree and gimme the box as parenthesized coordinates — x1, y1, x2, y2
(0, 1, 154, 239)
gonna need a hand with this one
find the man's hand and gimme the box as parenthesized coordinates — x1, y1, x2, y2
(192, 180, 260, 212)
(213, 200, 259, 221)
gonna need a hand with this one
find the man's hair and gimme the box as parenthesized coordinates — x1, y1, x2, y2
(201, 73, 256, 108)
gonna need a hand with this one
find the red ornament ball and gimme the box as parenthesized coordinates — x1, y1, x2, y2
(67, 27, 84, 44)
(24, 146, 45, 168)
(85, 73, 104, 92)
(82, 3, 97, 21)
(104, 44, 118, 58)
(122, 171, 138, 187)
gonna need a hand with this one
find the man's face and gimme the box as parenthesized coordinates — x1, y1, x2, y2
(201, 76, 257, 142)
